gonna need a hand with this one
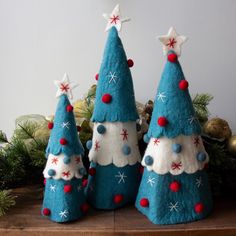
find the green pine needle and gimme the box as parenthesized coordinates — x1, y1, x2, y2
(0, 190, 16, 216)
(0, 131, 8, 144)
(192, 93, 213, 123)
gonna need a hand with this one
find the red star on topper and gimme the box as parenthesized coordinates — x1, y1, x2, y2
(103, 4, 130, 32)
(54, 73, 78, 99)
(158, 27, 187, 57)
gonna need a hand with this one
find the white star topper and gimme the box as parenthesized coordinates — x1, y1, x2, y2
(103, 4, 130, 32)
(54, 73, 78, 99)
(158, 27, 188, 57)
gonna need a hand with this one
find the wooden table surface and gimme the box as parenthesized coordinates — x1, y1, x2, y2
(0, 186, 235, 236)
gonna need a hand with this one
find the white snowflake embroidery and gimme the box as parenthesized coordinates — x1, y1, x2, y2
(108, 72, 118, 84)
(59, 210, 68, 218)
(61, 121, 70, 129)
(147, 176, 155, 187)
(169, 202, 179, 212)
(196, 177, 203, 188)
(157, 92, 166, 102)
(50, 184, 56, 192)
(188, 116, 198, 124)
(115, 171, 127, 184)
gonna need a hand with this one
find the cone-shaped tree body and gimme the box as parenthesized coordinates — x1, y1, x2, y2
(135, 51, 213, 224)
(42, 94, 88, 222)
(85, 27, 141, 209)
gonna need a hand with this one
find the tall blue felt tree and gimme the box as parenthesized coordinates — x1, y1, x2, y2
(135, 27, 213, 224)
(42, 74, 89, 223)
(85, 5, 141, 209)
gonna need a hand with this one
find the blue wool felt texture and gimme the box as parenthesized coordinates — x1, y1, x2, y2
(85, 162, 141, 210)
(46, 95, 84, 157)
(42, 178, 86, 222)
(91, 27, 139, 122)
(135, 168, 213, 225)
(148, 51, 202, 139)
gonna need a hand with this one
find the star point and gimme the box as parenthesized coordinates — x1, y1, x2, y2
(59, 210, 68, 218)
(169, 202, 179, 212)
(103, 4, 130, 32)
(54, 73, 78, 99)
(158, 27, 187, 56)
(147, 176, 155, 187)
(157, 92, 166, 102)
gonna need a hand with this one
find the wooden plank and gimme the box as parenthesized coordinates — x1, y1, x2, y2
(0, 186, 235, 236)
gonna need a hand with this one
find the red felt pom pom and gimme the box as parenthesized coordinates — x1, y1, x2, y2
(43, 178, 46, 186)
(113, 194, 124, 204)
(48, 122, 54, 130)
(81, 203, 90, 213)
(64, 185, 72, 193)
(168, 53, 178, 63)
(140, 198, 149, 207)
(139, 166, 144, 175)
(66, 105, 74, 112)
(194, 203, 204, 214)
(95, 73, 99, 81)
(60, 138, 68, 145)
(127, 59, 134, 67)
(179, 80, 189, 90)
(43, 208, 51, 216)
(88, 167, 96, 176)
(157, 117, 168, 127)
(102, 94, 112, 104)
(77, 125, 82, 132)
(169, 181, 181, 192)
(82, 179, 88, 188)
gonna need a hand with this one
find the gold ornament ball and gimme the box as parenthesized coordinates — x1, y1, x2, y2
(228, 135, 236, 156)
(203, 118, 232, 140)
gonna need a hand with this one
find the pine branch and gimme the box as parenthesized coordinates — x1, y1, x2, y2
(0, 190, 16, 216)
(192, 93, 213, 123)
(0, 131, 9, 144)
(15, 122, 39, 145)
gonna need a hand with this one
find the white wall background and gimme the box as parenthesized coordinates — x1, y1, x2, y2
(0, 0, 236, 137)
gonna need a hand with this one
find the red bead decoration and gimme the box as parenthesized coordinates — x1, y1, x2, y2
(64, 185, 72, 193)
(82, 179, 88, 188)
(179, 80, 189, 90)
(194, 203, 204, 214)
(43, 178, 46, 185)
(60, 138, 68, 145)
(95, 73, 99, 81)
(102, 94, 112, 103)
(140, 198, 149, 207)
(157, 117, 168, 127)
(139, 166, 144, 175)
(113, 194, 124, 204)
(66, 105, 74, 112)
(43, 208, 51, 216)
(127, 59, 134, 67)
(81, 203, 90, 213)
(88, 167, 96, 176)
(168, 53, 178, 63)
(48, 122, 54, 130)
(169, 181, 181, 192)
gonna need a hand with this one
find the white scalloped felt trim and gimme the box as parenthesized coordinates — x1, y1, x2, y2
(142, 135, 209, 175)
(89, 122, 141, 167)
(43, 153, 84, 180)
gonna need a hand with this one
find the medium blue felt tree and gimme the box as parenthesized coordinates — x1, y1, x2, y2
(42, 74, 89, 223)
(135, 27, 213, 225)
(85, 5, 141, 209)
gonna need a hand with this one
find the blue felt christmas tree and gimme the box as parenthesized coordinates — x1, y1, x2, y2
(42, 74, 89, 223)
(85, 5, 141, 209)
(135, 27, 213, 224)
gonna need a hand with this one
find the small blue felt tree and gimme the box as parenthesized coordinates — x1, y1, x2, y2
(42, 73, 89, 223)
(85, 5, 141, 210)
(135, 27, 213, 225)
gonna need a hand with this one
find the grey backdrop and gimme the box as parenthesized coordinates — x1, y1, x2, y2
(0, 0, 236, 137)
